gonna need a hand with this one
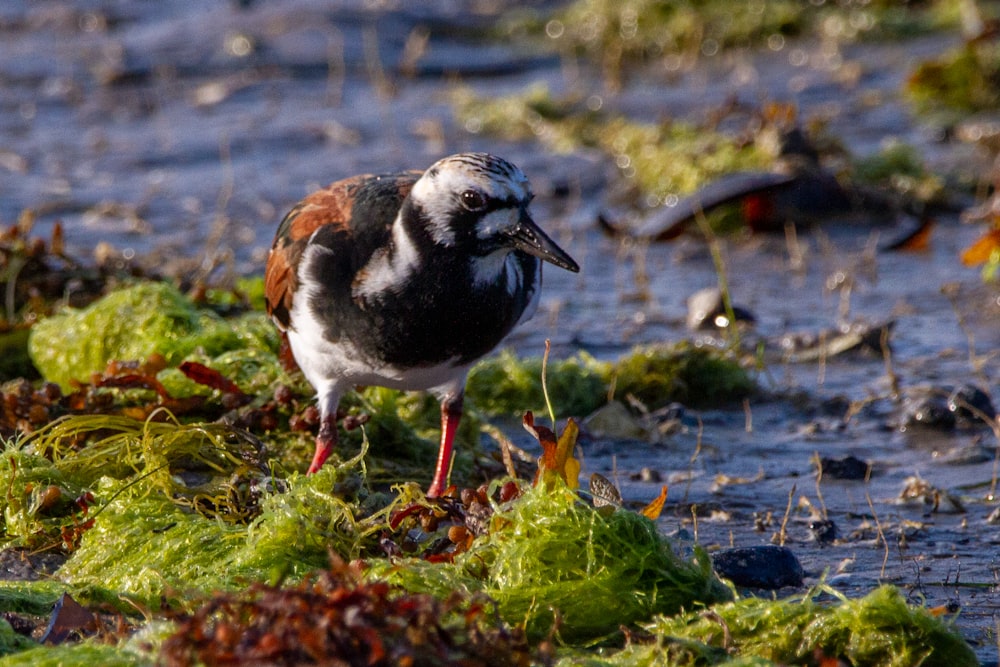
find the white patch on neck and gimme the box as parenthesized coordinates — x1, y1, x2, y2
(470, 249, 534, 301)
(474, 207, 519, 240)
(352, 217, 421, 300)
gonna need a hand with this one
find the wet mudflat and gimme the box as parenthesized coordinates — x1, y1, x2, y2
(2, 1, 1000, 664)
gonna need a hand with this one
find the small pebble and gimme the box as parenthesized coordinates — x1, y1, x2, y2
(809, 519, 838, 545)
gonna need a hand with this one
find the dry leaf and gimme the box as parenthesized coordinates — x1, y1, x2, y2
(961, 228, 1000, 266)
(640, 485, 669, 520)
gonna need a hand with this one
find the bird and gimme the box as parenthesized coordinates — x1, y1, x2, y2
(264, 152, 580, 497)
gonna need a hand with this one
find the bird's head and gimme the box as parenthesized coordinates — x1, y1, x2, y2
(407, 153, 579, 273)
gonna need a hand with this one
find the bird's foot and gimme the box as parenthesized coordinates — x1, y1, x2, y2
(306, 421, 337, 474)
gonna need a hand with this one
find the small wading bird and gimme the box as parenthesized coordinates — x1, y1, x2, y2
(265, 153, 579, 497)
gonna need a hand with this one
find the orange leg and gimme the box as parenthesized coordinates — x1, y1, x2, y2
(307, 410, 338, 474)
(426, 392, 463, 498)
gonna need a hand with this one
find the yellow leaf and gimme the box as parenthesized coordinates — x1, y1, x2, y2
(556, 418, 580, 490)
(525, 412, 581, 489)
(640, 485, 669, 520)
(961, 228, 1000, 266)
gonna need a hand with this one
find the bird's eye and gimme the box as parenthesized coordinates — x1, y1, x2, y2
(461, 189, 488, 212)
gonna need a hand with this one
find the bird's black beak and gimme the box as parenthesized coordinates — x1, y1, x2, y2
(505, 211, 580, 273)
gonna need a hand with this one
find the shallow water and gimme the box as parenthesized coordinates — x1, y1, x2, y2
(3, 1, 1000, 662)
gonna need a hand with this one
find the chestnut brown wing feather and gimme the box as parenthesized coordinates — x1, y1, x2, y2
(263, 171, 421, 331)
(264, 178, 362, 329)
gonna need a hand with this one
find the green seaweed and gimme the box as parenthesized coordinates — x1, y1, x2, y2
(467, 349, 610, 417)
(503, 0, 965, 83)
(0, 643, 145, 667)
(906, 42, 1000, 117)
(28, 414, 252, 493)
(0, 618, 38, 658)
(477, 482, 732, 642)
(28, 282, 245, 391)
(0, 580, 68, 616)
(467, 344, 753, 418)
(596, 116, 771, 205)
(614, 343, 755, 409)
(0, 617, 170, 666)
(373, 481, 732, 644)
(58, 461, 371, 609)
(1, 414, 378, 607)
(644, 585, 976, 666)
(852, 138, 944, 202)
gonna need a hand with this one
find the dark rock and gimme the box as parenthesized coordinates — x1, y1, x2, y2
(712, 545, 804, 589)
(948, 384, 996, 426)
(819, 455, 870, 480)
(901, 394, 956, 431)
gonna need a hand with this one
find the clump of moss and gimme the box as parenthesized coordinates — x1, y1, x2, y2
(500, 0, 961, 86)
(478, 482, 732, 642)
(0, 642, 147, 667)
(28, 282, 251, 391)
(614, 343, 754, 409)
(467, 349, 610, 417)
(467, 344, 754, 420)
(373, 480, 732, 644)
(642, 585, 976, 667)
(906, 42, 1000, 117)
(58, 461, 370, 609)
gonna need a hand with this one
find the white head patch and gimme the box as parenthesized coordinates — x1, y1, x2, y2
(409, 153, 532, 247)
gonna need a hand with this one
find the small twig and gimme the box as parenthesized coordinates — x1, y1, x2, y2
(880, 323, 900, 400)
(863, 462, 890, 579)
(482, 424, 535, 465)
(693, 207, 740, 350)
(813, 452, 828, 521)
(775, 483, 796, 547)
(682, 415, 704, 503)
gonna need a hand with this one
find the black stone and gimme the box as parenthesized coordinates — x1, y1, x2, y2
(819, 455, 870, 480)
(712, 545, 805, 589)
